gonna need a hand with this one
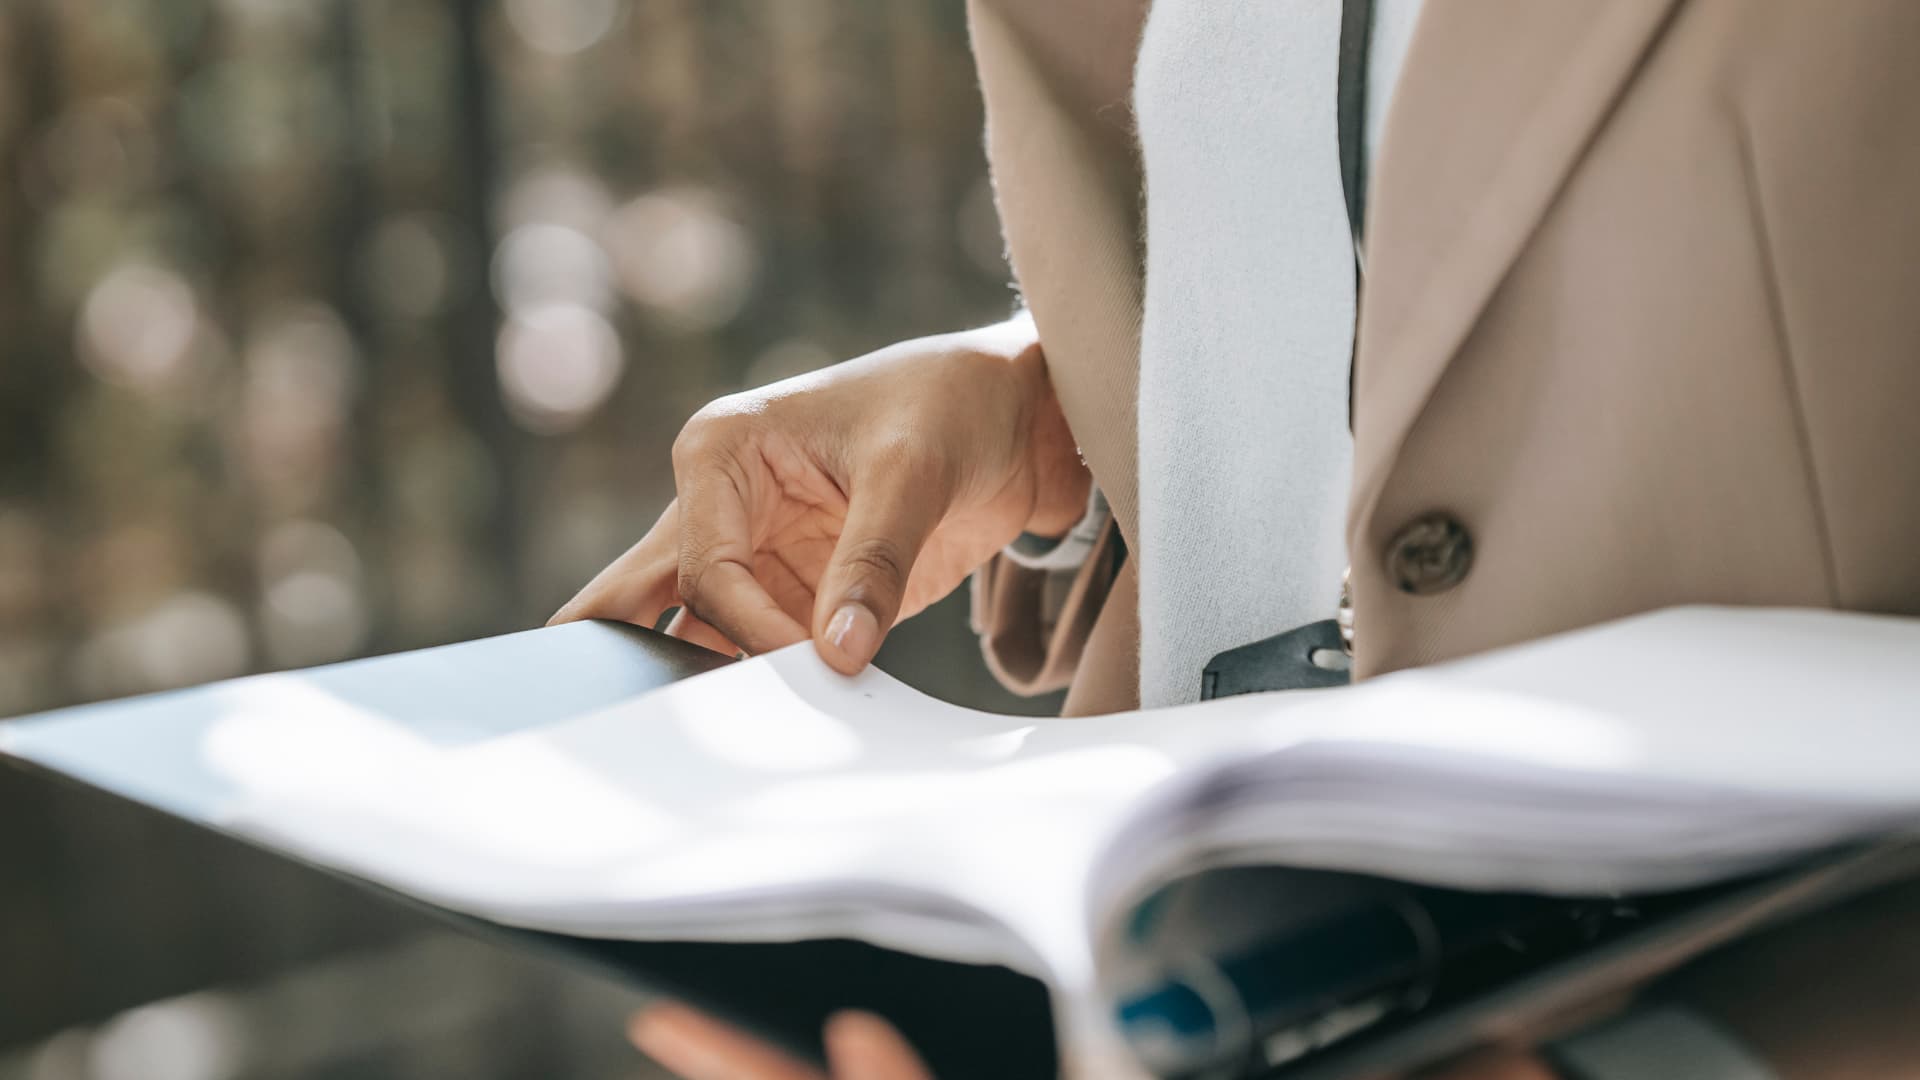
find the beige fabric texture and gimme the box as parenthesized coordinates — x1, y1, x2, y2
(966, 0, 1147, 715)
(968, 0, 1920, 706)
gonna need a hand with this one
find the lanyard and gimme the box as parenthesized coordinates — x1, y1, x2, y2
(1337, 0, 1372, 430)
(1336, 0, 1373, 258)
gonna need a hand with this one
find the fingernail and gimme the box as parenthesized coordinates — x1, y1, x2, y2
(825, 603, 880, 667)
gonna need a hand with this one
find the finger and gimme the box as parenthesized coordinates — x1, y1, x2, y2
(754, 548, 823, 629)
(824, 1011, 936, 1080)
(811, 467, 946, 675)
(676, 468, 809, 654)
(665, 607, 742, 658)
(680, 558, 810, 655)
(629, 1004, 824, 1080)
(549, 501, 681, 627)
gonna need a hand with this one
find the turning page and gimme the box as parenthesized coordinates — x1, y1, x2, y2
(2, 621, 1186, 997)
(8, 606, 1920, 1050)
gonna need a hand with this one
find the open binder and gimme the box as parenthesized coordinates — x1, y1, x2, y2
(6, 607, 1919, 1077)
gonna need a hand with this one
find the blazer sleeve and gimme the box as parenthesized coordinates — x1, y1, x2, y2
(970, 515, 1123, 697)
(965, 0, 1148, 700)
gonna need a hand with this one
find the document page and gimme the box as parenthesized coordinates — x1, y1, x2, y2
(4, 626, 1199, 994)
(1087, 606, 1920, 939)
(9, 607, 1920, 1013)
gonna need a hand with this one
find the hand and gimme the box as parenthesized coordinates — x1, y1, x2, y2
(630, 1004, 933, 1080)
(552, 316, 1089, 673)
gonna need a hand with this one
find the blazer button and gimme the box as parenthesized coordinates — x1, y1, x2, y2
(1385, 511, 1473, 595)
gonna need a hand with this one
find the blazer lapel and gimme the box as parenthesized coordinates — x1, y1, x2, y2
(1348, 0, 1686, 540)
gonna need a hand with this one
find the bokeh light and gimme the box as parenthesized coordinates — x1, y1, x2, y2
(491, 222, 612, 314)
(496, 302, 625, 434)
(240, 303, 358, 513)
(503, 0, 622, 57)
(77, 262, 202, 397)
(259, 519, 368, 668)
(604, 188, 757, 331)
(72, 591, 252, 699)
(87, 992, 247, 1080)
(497, 162, 613, 235)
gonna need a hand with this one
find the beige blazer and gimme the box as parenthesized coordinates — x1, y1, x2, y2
(969, 0, 1920, 716)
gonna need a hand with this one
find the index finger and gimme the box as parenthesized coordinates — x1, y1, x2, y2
(549, 500, 681, 627)
(674, 467, 809, 655)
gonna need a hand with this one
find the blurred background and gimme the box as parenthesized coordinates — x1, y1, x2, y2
(0, 0, 1048, 1075)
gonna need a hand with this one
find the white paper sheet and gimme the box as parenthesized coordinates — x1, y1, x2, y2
(1087, 606, 1920, 935)
(180, 644, 1180, 992)
(9, 605, 1920, 1008)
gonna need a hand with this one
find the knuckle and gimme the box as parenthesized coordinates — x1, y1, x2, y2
(675, 550, 716, 613)
(670, 420, 720, 469)
(672, 397, 758, 466)
(860, 428, 952, 491)
(861, 428, 919, 470)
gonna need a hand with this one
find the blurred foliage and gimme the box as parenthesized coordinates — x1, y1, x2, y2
(0, 2, 1039, 1075)
(0, 0, 1024, 719)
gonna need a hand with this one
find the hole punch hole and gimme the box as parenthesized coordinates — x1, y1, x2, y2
(1308, 647, 1351, 673)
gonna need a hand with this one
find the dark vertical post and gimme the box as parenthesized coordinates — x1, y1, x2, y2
(326, 0, 382, 530)
(0, 0, 62, 500)
(446, 0, 524, 619)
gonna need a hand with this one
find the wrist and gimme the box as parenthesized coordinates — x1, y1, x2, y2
(1021, 363, 1092, 538)
(939, 313, 1089, 537)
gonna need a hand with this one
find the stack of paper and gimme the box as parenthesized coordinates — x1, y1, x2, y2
(6, 606, 1918, 1056)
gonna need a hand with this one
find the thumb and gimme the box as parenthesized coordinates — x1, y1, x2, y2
(813, 472, 945, 675)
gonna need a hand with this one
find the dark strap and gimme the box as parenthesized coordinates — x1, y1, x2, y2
(1201, 619, 1352, 699)
(1336, 0, 1374, 254)
(1337, 0, 1372, 429)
